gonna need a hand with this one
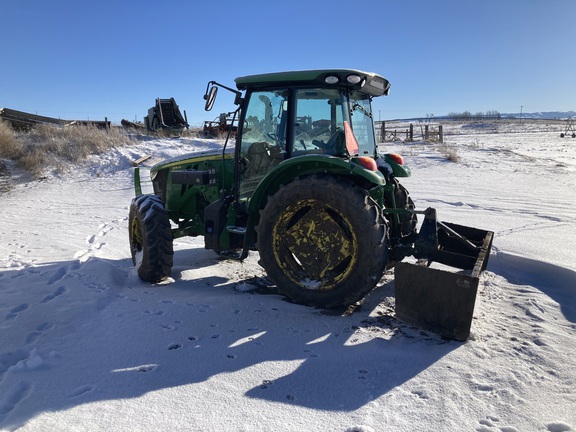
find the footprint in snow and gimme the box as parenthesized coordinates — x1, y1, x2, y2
(546, 422, 574, 432)
(142, 310, 165, 316)
(5, 304, 29, 321)
(533, 337, 547, 347)
(345, 426, 375, 432)
(303, 349, 317, 357)
(0, 349, 30, 383)
(478, 415, 500, 429)
(475, 383, 495, 392)
(41, 285, 67, 303)
(260, 380, 273, 389)
(25, 322, 54, 345)
(47, 266, 68, 285)
(136, 364, 158, 373)
(411, 389, 430, 399)
(67, 385, 94, 398)
(0, 381, 33, 417)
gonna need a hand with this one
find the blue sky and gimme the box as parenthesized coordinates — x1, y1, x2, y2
(1, 0, 575, 125)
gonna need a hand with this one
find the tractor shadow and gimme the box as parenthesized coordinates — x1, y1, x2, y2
(184, 266, 460, 410)
(0, 249, 459, 429)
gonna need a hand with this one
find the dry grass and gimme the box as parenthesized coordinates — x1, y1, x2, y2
(0, 121, 135, 176)
(438, 142, 461, 163)
(0, 120, 19, 159)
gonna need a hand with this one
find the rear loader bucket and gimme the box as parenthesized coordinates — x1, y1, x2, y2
(394, 221, 493, 341)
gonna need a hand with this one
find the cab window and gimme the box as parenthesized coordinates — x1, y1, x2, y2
(292, 89, 346, 156)
(238, 90, 288, 198)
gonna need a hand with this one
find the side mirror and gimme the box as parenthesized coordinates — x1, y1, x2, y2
(204, 86, 218, 111)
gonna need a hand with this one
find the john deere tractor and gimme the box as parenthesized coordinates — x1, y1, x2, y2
(129, 69, 493, 340)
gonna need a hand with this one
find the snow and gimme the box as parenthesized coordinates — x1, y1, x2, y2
(1, 124, 575, 432)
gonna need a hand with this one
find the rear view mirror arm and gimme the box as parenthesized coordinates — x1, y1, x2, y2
(203, 81, 243, 110)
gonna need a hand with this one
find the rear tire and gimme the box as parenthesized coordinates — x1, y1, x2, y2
(256, 175, 389, 308)
(128, 195, 174, 282)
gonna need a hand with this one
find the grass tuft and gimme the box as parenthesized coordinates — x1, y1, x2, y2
(438, 142, 461, 163)
(0, 120, 20, 159)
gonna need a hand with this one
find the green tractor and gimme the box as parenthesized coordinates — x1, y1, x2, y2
(129, 69, 493, 340)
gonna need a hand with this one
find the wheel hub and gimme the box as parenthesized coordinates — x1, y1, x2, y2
(273, 199, 356, 287)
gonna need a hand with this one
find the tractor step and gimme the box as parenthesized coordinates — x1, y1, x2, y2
(226, 226, 246, 235)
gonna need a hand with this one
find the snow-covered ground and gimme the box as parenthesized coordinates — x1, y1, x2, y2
(1, 123, 575, 432)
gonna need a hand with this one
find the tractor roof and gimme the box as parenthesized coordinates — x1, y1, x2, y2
(234, 69, 390, 97)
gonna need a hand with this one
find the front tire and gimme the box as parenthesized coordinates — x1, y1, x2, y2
(386, 178, 417, 236)
(128, 195, 174, 282)
(384, 178, 418, 269)
(256, 175, 389, 308)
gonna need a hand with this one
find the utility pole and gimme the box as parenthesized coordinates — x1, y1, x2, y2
(520, 105, 523, 124)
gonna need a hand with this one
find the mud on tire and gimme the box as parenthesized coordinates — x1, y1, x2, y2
(256, 175, 389, 308)
(390, 178, 417, 237)
(129, 194, 174, 282)
(384, 178, 418, 269)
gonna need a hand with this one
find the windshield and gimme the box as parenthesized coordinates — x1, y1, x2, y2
(292, 89, 375, 156)
(292, 89, 344, 155)
(349, 91, 376, 156)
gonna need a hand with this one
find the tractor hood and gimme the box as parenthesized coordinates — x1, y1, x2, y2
(150, 147, 234, 172)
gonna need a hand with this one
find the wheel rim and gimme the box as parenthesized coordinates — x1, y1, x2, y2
(271, 198, 358, 290)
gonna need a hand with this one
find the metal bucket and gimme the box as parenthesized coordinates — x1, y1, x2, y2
(395, 213, 494, 341)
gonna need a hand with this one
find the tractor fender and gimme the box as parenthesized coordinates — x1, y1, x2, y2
(134, 166, 143, 196)
(378, 153, 412, 178)
(247, 155, 385, 216)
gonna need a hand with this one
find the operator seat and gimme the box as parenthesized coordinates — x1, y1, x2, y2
(244, 141, 284, 178)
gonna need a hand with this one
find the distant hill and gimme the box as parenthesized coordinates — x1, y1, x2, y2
(388, 111, 575, 123)
(501, 111, 576, 120)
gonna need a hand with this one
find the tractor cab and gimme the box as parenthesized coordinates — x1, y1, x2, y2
(204, 69, 391, 206)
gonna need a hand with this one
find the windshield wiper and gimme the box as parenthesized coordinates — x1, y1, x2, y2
(352, 101, 372, 119)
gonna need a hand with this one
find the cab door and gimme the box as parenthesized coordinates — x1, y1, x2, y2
(237, 89, 289, 200)
(291, 88, 347, 156)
